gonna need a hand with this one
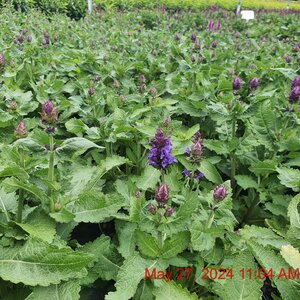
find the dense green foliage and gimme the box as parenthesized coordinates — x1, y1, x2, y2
(0, 5, 300, 300)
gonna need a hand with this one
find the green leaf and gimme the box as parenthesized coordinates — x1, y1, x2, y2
(2, 177, 44, 201)
(204, 139, 229, 155)
(153, 280, 198, 300)
(65, 118, 88, 136)
(0, 189, 17, 221)
(288, 194, 300, 228)
(0, 166, 29, 180)
(136, 231, 160, 258)
(80, 235, 122, 281)
(277, 167, 300, 192)
(199, 160, 222, 184)
(49, 208, 75, 223)
(221, 251, 262, 300)
(161, 231, 190, 259)
(105, 253, 161, 300)
(26, 280, 81, 300)
(240, 225, 287, 249)
(280, 245, 300, 269)
(71, 192, 123, 223)
(57, 137, 104, 155)
(136, 165, 161, 190)
(116, 221, 137, 258)
(249, 160, 277, 176)
(235, 175, 258, 190)
(247, 240, 300, 300)
(15, 208, 56, 243)
(0, 238, 93, 286)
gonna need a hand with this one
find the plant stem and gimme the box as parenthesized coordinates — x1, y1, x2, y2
(16, 149, 25, 223)
(231, 117, 236, 197)
(136, 141, 141, 175)
(105, 142, 110, 156)
(48, 134, 55, 212)
(206, 208, 215, 229)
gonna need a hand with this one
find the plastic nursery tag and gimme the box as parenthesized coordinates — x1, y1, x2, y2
(241, 10, 255, 21)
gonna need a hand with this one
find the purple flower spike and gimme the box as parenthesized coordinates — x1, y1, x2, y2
(0, 52, 6, 66)
(213, 185, 228, 201)
(233, 76, 242, 90)
(148, 128, 176, 170)
(191, 32, 197, 42)
(292, 76, 300, 89)
(183, 169, 191, 178)
(211, 41, 218, 48)
(148, 203, 157, 215)
(289, 86, 300, 103)
(162, 4, 166, 13)
(175, 33, 180, 41)
(41, 100, 58, 123)
(208, 20, 215, 31)
(15, 121, 28, 138)
(250, 77, 259, 90)
(216, 20, 221, 30)
(185, 147, 191, 155)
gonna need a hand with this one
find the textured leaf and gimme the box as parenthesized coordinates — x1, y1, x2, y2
(221, 251, 262, 300)
(0, 189, 17, 221)
(153, 280, 198, 300)
(57, 137, 104, 154)
(161, 231, 190, 259)
(136, 231, 160, 258)
(288, 194, 300, 228)
(15, 208, 56, 243)
(0, 238, 93, 286)
(105, 253, 163, 300)
(80, 235, 122, 281)
(26, 280, 81, 300)
(280, 245, 300, 269)
(71, 192, 123, 223)
(247, 240, 300, 300)
(277, 167, 300, 192)
(235, 175, 258, 190)
(199, 160, 222, 184)
(0, 166, 29, 180)
(116, 221, 137, 258)
(136, 165, 161, 190)
(249, 160, 277, 176)
(240, 225, 287, 249)
(65, 118, 88, 135)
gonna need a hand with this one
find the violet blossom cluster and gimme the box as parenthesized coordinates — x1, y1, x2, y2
(148, 128, 177, 170)
(208, 20, 221, 32)
(289, 76, 300, 103)
(183, 131, 205, 180)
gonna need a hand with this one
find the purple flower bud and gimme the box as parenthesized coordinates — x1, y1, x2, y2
(213, 185, 228, 201)
(195, 171, 204, 179)
(162, 4, 166, 13)
(0, 52, 5, 66)
(216, 21, 221, 30)
(113, 79, 120, 88)
(284, 55, 292, 63)
(15, 121, 28, 138)
(292, 76, 300, 89)
(148, 203, 157, 215)
(152, 49, 158, 56)
(9, 100, 17, 110)
(194, 39, 201, 50)
(41, 100, 58, 123)
(289, 86, 300, 103)
(139, 75, 146, 84)
(191, 55, 196, 62)
(192, 131, 203, 143)
(21, 28, 28, 35)
(163, 116, 171, 127)
(165, 207, 175, 217)
(191, 32, 197, 42)
(150, 86, 157, 96)
(135, 190, 142, 198)
(208, 20, 214, 31)
(119, 94, 125, 102)
(26, 35, 32, 43)
(235, 32, 241, 38)
(185, 147, 191, 155)
(250, 77, 260, 90)
(155, 184, 169, 207)
(192, 141, 202, 155)
(88, 87, 95, 96)
(45, 126, 55, 134)
(16, 35, 23, 43)
(211, 41, 218, 48)
(175, 33, 180, 41)
(233, 76, 242, 90)
(183, 169, 191, 177)
(94, 75, 101, 82)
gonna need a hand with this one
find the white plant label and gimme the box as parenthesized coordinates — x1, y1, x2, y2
(241, 10, 255, 21)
